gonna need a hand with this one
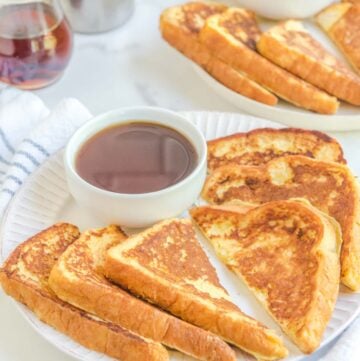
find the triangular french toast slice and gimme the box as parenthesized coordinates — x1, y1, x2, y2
(257, 20, 360, 105)
(49, 225, 236, 361)
(160, 2, 278, 105)
(202, 155, 360, 291)
(199, 8, 339, 114)
(207, 127, 345, 172)
(317, 3, 360, 74)
(105, 218, 288, 360)
(191, 200, 342, 353)
(0, 223, 168, 361)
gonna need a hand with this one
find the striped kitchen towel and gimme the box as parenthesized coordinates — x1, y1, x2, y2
(0, 86, 92, 215)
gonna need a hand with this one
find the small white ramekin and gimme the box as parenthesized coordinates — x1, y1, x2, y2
(235, 0, 335, 19)
(64, 107, 207, 228)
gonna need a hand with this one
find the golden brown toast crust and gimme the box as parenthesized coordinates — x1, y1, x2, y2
(257, 20, 360, 105)
(168, 2, 228, 35)
(217, 8, 261, 49)
(122, 222, 232, 305)
(317, 3, 360, 74)
(105, 219, 288, 360)
(0, 223, 168, 361)
(199, 8, 339, 114)
(49, 225, 236, 361)
(202, 155, 360, 291)
(160, 2, 227, 66)
(204, 56, 278, 105)
(207, 128, 346, 171)
(1, 223, 79, 292)
(160, 3, 278, 105)
(191, 201, 342, 353)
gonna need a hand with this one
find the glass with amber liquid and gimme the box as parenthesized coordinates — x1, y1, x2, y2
(0, 0, 73, 89)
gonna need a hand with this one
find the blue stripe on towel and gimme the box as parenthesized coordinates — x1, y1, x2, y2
(23, 139, 50, 157)
(17, 150, 40, 166)
(0, 154, 10, 165)
(2, 188, 15, 196)
(0, 128, 15, 154)
(12, 162, 30, 175)
(0, 157, 31, 175)
(5, 175, 22, 186)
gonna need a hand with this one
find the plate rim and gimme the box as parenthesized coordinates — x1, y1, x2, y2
(0, 162, 84, 361)
(191, 62, 360, 132)
(1, 110, 359, 361)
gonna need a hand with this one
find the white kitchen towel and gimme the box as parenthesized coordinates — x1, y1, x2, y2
(0, 86, 92, 215)
(0, 86, 49, 177)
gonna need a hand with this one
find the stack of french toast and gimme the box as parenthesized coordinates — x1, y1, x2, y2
(160, 1, 360, 114)
(1, 126, 359, 360)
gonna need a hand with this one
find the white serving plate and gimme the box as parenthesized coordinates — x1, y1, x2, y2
(234, 0, 336, 19)
(190, 17, 360, 132)
(1, 111, 360, 361)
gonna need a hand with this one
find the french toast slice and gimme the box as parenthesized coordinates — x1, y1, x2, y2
(0, 223, 168, 361)
(49, 225, 236, 361)
(190, 200, 342, 353)
(202, 155, 360, 291)
(105, 218, 288, 360)
(257, 20, 360, 105)
(199, 8, 340, 114)
(317, 3, 360, 74)
(160, 2, 278, 106)
(207, 127, 345, 172)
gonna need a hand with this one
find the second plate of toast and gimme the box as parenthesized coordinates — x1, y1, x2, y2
(161, 2, 360, 131)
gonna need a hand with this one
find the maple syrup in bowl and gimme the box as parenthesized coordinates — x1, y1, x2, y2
(0, 1, 73, 89)
(64, 107, 207, 228)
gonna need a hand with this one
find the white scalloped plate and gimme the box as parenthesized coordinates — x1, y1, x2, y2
(189, 19, 360, 132)
(1, 111, 360, 361)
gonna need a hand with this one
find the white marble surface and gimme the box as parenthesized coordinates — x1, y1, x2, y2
(0, 0, 359, 360)
(36, 0, 241, 115)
